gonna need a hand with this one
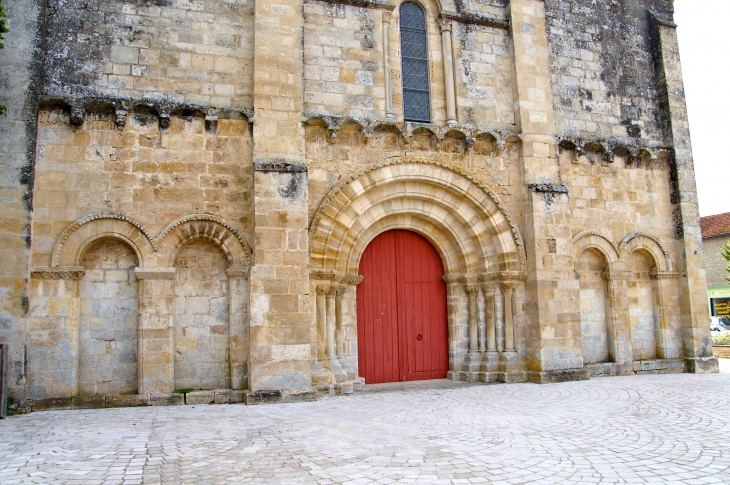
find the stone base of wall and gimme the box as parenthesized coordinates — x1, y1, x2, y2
(686, 356, 720, 374)
(528, 368, 591, 384)
(243, 389, 317, 405)
(586, 359, 685, 378)
(712, 346, 730, 359)
(29, 390, 245, 412)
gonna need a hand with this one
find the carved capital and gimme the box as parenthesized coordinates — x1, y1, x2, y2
(316, 285, 328, 296)
(337, 273, 364, 286)
(326, 286, 337, 297)
(465, 285, 480, 296)
(226, 265, 249, 279)
(31, 266, 85, 280)
(651, 271, 681, 280)
(134, 267, 176, 280)
(335, 286, 347, 297)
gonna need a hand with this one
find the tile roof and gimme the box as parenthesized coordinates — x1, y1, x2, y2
(701, 212, 730, 238)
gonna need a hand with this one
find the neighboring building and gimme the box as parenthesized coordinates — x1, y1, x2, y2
(0, 0, 718, 408)
(701, 213, 730, 319)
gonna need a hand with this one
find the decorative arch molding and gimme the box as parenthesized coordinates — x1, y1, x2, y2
(619, 232, 672, 272)
(51, 212, 251, 270)
(53, 212, 156, 267)
(309, 157, 526, 275)
(156, 215, 251, 268)
(572, 231, 620, 271)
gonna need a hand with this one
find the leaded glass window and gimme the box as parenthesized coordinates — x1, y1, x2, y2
(400, 2, 430, 122)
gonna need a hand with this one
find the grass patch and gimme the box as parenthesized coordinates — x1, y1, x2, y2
(173, 388, 195, 394)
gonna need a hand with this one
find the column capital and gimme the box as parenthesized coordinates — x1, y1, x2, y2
(335, 286, 347, 297)
(316, 285, 328, 295)
(226, 264, 250, 279)
(31, 266, 85, 280)
(465, 285, 480, 295)
(134, 267, 176, 280)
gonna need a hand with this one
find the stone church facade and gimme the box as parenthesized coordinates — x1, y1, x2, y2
(0, 0, 718, 407)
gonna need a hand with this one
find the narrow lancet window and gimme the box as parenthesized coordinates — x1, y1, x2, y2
(400, 2, 430, 122)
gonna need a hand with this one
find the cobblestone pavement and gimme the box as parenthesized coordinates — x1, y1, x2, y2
(2, 371, 730, 485)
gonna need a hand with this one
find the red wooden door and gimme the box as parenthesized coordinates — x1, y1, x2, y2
(357, 230, 449, 384)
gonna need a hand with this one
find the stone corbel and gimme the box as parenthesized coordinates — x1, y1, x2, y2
(115, 108, 128, 130)
(158, 109, 171, 131)
(31, 266, 86, 280)
(206, 108, 219, 134)
(70, 103, 85, 127)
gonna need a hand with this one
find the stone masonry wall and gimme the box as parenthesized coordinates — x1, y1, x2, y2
(42, 0, 254, 110)
(303, 0, 515, 131)
(31, 108, 253, 265)
(703, 236, 729, 287)
(79, 238, 139, 396)
(544, 0, 674, 143)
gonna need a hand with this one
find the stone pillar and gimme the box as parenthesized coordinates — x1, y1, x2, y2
(135, 267, 176, 396)
(480, 283, 500, 383)
(382, 10, 396, 123)
(227, 265, 249, 390)
(602, 269, 633, 366)
(509, 0, 585, 384)
(650, 13, 718, 373)
(29, 267, 85, 399)
(440, 19, 458, 127)
(327, 286, 347, 382)
(502, 282, 516, 352)
(311, 285, 333, 388)
(444, 279, 467, 381)
(460, 285, 481, 381)
(249, 0, 315, 399)
(335, 286, 354, 387)
(651, 271, 681, 360)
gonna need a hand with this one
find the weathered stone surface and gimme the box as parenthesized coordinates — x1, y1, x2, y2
(0, 0, 717, 407)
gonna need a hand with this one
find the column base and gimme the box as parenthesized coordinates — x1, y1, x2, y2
(480, 351, 501, 383)
(686, 356, 719, 374)
(499, 351, 527, 383)
(353, 376, 365, 391)
(329, 357, 348, 382)
(460, 351, 482, 382)
(311, 359, 335, 386)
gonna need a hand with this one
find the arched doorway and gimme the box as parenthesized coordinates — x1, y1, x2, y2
(357, 230, 448, 383)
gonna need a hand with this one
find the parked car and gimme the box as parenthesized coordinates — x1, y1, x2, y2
(711, 316, 730, 332)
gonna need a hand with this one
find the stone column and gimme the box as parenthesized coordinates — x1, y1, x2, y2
(460, 285, 481, 381)
(29, 267, 85, 398)
(134, 267, 176, 396)
(327, 286, 347, 382)
(509, 0, 585, 383)
(382, 10, 396, 123)
(480, 283, 500, 383)
(227, 265, 249, 390)
(311, 285, 333, 388)
(335, 286, 354, 388)
(651, 271, 681, 360)
(650, 13, 718, 373)
(602, 269, 633, 365)
(502, 282, 516, 353)
(440, 19, 458, 127)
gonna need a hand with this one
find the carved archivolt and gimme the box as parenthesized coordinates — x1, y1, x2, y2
(309, 157, 526, 275)
(51, 212, 252, 271)
(572, 230, 672, 274)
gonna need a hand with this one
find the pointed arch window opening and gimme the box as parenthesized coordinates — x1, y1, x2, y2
(400, 2, 431, 123)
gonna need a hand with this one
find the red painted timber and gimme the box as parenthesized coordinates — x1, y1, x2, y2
(357, 230, 448, 384)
